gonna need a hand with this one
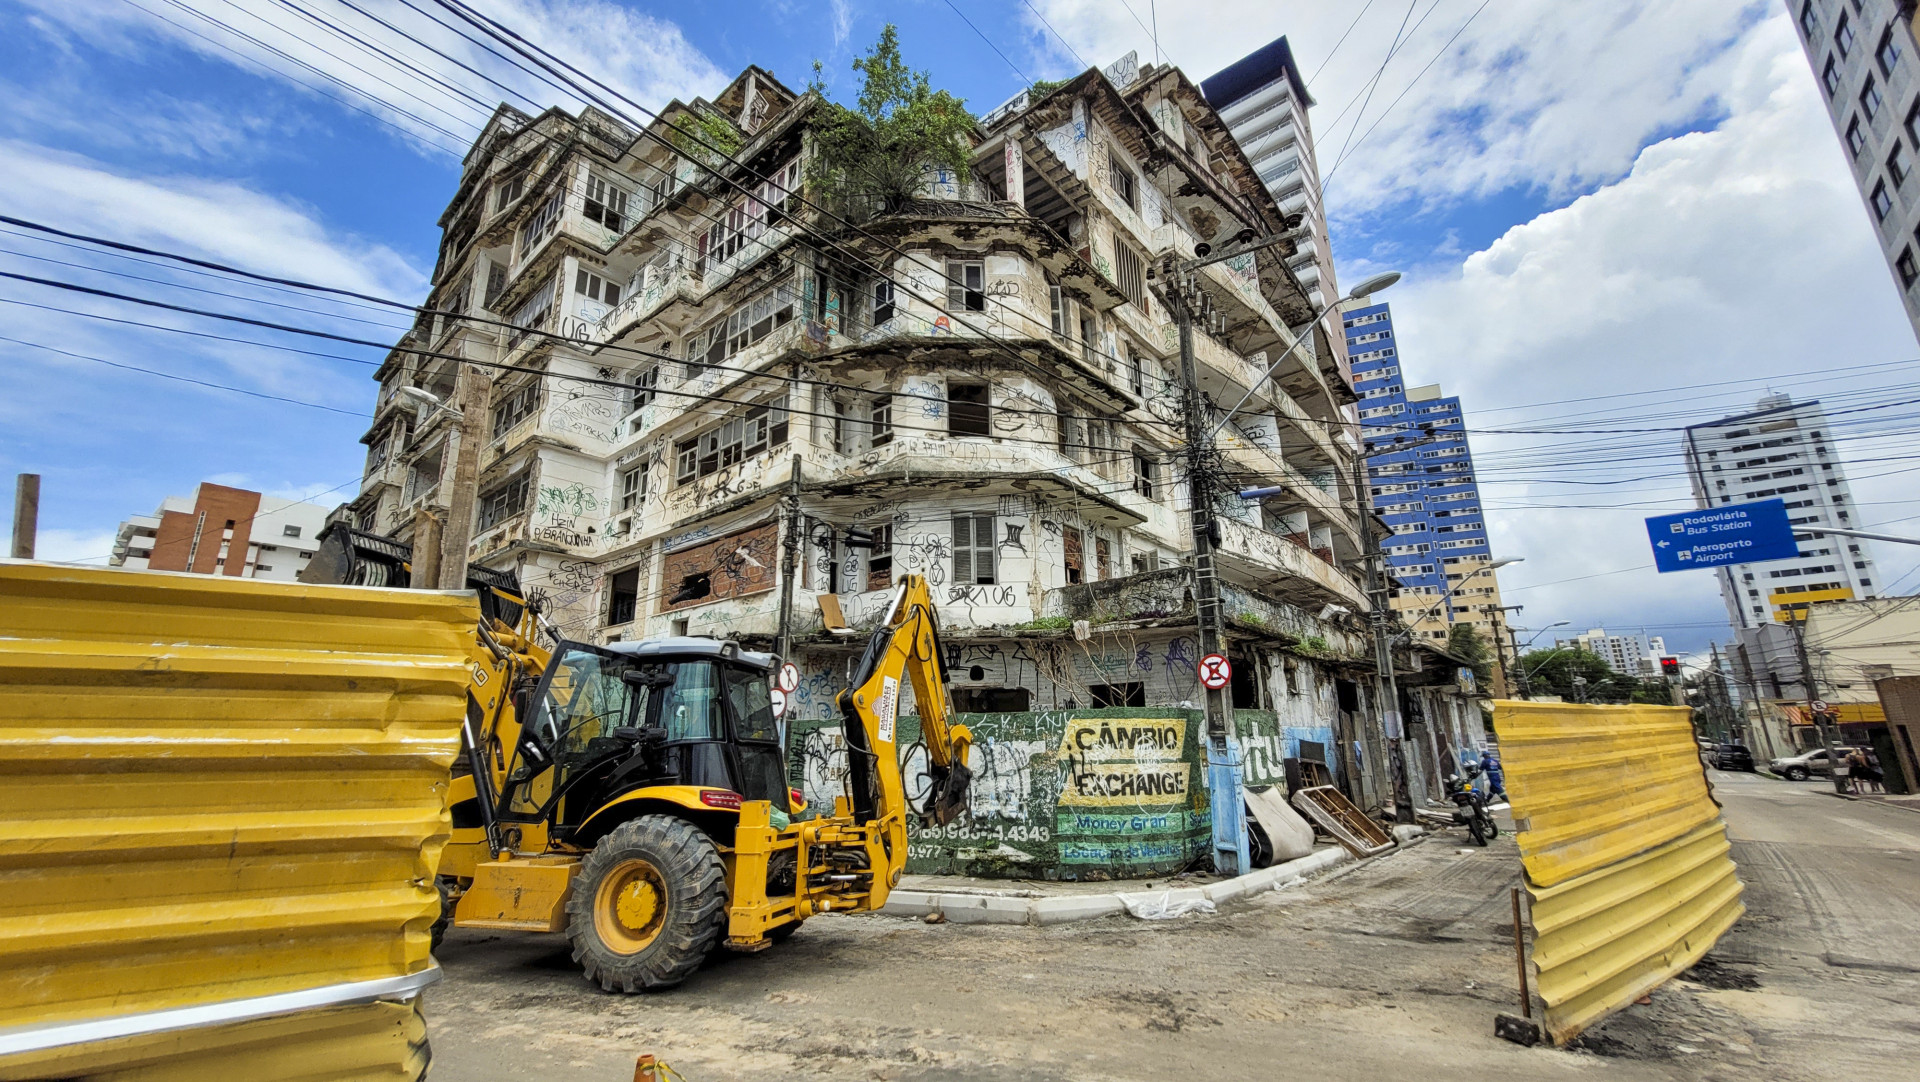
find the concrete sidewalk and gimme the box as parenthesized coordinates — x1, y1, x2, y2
(880, 844, 1362, 926)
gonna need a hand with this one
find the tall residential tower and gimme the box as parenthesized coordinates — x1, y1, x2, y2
(1786, 0, 1920, 345)
(1682, 393, 1880, 630)
(1346, 301, 1508, 649)
(1203, 38, 1346, 376)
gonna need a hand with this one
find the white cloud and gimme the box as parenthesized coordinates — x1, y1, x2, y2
(15, 0, 729, 156)
(1029, 0, 1765, 216)
(1384, 13, 1920, 642)
(0, 139, 423, 298)
(31, 528, 119, 565)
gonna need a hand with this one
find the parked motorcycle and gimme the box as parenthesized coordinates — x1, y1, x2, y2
(1444, 763, 1500, 846)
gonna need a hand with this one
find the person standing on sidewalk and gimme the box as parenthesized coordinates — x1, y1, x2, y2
(1845, 748, 1869, 794)
(1479, 748, 1508, 804)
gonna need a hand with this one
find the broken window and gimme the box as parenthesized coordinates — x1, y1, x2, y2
(872, 280, 896, 324)
(946, 260, 985, 312)
(724, 279, 798, 354)
(493, 170, 524, 213)
(1133, 449, 1158, 499)
(575, 268, 621, 307)
(948, 383, 991, 437)
(869, 394, 894, 447)
(1095, 536, 1111, 581)
(491, 379, 542, 439)
(607, 567, 640, 624)
(867, 524, 893, 591)
(1090, 683, 1144, 707)
(674, 398, 789, 485)
(1128, 344, 1145, 396)
(1108, 159, 1137, 208)
(1049, 282, 1068, 337)
(1064, 527, 1084, 585)
(952, 513, 996, 585)
(507, 275, 557, 345)
(630, 365, 658, 410)
(476, 472, 530, 531)
(583, 171, 630, 231)
(619, 464, 647, 511)
(515, 189, 563, 260)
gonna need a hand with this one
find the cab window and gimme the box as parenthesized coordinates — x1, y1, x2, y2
(725, 666, 778, 743)
(657, 661, 721, 741)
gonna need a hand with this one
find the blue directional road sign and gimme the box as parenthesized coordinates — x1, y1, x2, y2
(1646, 498, 1801, 573)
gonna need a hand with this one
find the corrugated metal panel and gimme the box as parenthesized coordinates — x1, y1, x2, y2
(0, 562, 475, 1041)
(1492, 701, 1718, 888)
(0, 998, 431, 1082)
(1528, 820, 1745, 1044)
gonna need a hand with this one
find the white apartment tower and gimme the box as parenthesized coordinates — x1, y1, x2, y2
(1787, 0, 1920, 345)
(1554, 628, 1669, 676)
(1202, 38, 1346, 378)
(1683, 394, 1880, 630)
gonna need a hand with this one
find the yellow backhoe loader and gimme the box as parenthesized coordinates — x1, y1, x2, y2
(303, 525, 972, 990)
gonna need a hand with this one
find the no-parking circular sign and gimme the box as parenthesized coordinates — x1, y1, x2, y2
(1198, 653, 1232, 690)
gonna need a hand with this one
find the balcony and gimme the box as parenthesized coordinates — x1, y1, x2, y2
(1039, 566, 1370, 654)
(585, 256, 701, 347)
(1212, 516, 1368, 612)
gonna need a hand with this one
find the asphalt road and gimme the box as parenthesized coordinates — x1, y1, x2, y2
(423, 773, 1920, 1081)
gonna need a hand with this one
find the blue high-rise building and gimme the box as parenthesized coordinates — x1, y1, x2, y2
(1343, 301, 1506, 647)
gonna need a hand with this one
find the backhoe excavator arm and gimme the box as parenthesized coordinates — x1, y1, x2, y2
(835, 575, 974, 828)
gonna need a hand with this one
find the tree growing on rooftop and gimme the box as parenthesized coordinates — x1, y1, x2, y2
(807, 25, 976, 221)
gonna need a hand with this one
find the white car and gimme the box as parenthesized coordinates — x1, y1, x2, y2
(1767, 747, 1860, 782)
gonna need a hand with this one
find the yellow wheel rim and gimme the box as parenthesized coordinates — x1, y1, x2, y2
(594, 858, 668, 954)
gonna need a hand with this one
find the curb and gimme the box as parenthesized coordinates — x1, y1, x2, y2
(880, 845, 1357, 927)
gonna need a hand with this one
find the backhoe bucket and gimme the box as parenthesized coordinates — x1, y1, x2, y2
(923, 760, 974, 826)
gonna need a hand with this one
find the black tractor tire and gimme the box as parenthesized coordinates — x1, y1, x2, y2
(1467, 816, 1491, 846)
(566, 815, 729, 992)
(430, 877, 455, 952)
(1785, 767, 1810, 781)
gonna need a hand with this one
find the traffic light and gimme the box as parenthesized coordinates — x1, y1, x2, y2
(1660, 656, 1681, 677)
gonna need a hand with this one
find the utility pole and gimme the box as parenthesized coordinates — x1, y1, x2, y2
(435, 363, 489, 590)
(11, 473, 38, 559)
(1355, 444, 1418, 823)
(1162, 257, 1245, 875)
(1353, 434, 1450, 823)
(1788, 610, 1847, 794)
(775, 455, 803, 663)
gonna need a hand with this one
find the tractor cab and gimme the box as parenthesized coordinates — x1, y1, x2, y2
(495, 637, 789, 845)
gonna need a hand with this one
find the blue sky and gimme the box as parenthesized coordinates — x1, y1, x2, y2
(2, 0, 1914, 656)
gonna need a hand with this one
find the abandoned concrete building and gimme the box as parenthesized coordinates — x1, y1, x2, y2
(347, 59, 1478, 876)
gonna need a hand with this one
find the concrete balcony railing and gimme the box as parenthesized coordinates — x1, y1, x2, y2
(585, 258, 701, 347)
(1212, 516, 1369, 612)
(1215, 433, 1342, 524)
(1039, 566, 1371, 654)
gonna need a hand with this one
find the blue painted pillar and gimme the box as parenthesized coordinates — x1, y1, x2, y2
(1207, 732, 1249, 876)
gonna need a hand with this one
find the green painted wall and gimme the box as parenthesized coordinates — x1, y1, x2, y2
(787, 707, 1218, 879)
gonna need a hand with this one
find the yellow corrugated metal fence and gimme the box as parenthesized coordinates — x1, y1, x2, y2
(0, 562, 476, 1079)
(1492, 701, 1745, 1045)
